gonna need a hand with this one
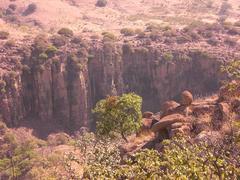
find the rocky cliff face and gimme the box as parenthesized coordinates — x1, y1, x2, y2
(0, 36, 237, 131)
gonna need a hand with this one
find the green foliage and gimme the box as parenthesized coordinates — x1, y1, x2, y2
(163, 52, 174, 62)
(4, 39, 16, 48)
(120, 28, 135, 36)
(96, 0, 107, 7)
(0, 31, 9, 40)
(102, 32, 116, 41)
(93, 93, 142, 142)
(221, 60, 240, 80)
(38, 53, 48, 60)
(0, 80, 6, 94)
(0, 133, 37, 179)
(83, 135, 240, 179)
(58, 28, 74, 37)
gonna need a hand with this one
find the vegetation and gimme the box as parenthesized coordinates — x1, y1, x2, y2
(102, 32, 116, 41)
(82, 134, 240, 179)
(162, 52, 174, 62)
(0, 31, 9, 40)
(23, 3, 37, 16)
(95, 0, 107, 7)
(58, 28, 74, 37)
(120, 28, 135, 36)
(93, 93, 142, 142)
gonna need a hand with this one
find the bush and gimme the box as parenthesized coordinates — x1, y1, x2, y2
(93, 93, 142, 142)
(51, 35, 67, 47)
(8, 4, 17, 11)
(33, 34, 49, 54)
(23, 3, 37, 16)
(120, 28, 135, 36)
(46, 45, 58, 56)
(0, 31, 9, 40)
(163, 52, 174, 61)
(0, 80, 6, 94)
(207, 37, 219, 46)
(102, 32, 116, 41)
(4, 39, 15, 48)
(83, 134, 240, 179)
(57, 28, 74, 37)
(95, 0, 107, 7)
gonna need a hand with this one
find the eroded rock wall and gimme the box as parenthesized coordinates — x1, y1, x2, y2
(0, 40, 227, 131)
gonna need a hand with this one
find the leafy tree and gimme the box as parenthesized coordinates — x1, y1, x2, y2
(93, 93, 142, 142)
(82, 134, 240, 179)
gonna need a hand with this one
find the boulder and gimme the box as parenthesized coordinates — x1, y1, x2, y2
(170, 122, 183, 129)
(180, 91, 193, 106)
(162, 100, 180, 115)
(142, 111, 153, 118)
(151, 114, 186, 133)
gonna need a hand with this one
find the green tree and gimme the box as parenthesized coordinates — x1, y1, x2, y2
(93, 93, 142, 142)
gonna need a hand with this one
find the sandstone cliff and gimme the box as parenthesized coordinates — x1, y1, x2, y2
(0, 34, 238, 131)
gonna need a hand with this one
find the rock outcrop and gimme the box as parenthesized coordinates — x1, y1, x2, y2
(0, 35, 238, 131)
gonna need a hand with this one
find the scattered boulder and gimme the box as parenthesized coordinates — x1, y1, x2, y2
(162, 100, 180, 113)
(151, 114, 186, 133)
(180, 91, 193, 106)
(47, 133, 71, 146)
(142, 111, 153, 118)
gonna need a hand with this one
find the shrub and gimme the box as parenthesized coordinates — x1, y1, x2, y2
(207, 37, 219, 46)
(46, 45, 58, 56)
(83, 135, 240, 179)
(33, 34, 49, 54)
(51, 35, 67, 47)
(71, 36, 82, 44)
(8, 4, 17, 11)
(95, 0, 107, 7)
(163, 52, 174, 61)
(0, 80, 6, 94)
(23, 3, 37, 16)
(120, 28, 135, 36)
(21, 65, 31, 74)
(102, 32, 116, 41)
(93, 93, 142, 142)
(4, 39, 15, 48)
(38, 53, 48, 60)
(57, 28, 74, 37)
(0, 31, 9, 40)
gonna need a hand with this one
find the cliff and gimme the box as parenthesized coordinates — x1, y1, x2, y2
(0, 34, 239, 132)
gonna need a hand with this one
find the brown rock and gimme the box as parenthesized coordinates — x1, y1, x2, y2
(180, 91, 193, 106)
(142, 111, 153, 118)
(162, 100, 180, 113)
(170, 122, 183, 129)
(151, 114, 186, 133)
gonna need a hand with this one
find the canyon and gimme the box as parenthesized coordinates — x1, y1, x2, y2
(0, 33, 237, 133)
